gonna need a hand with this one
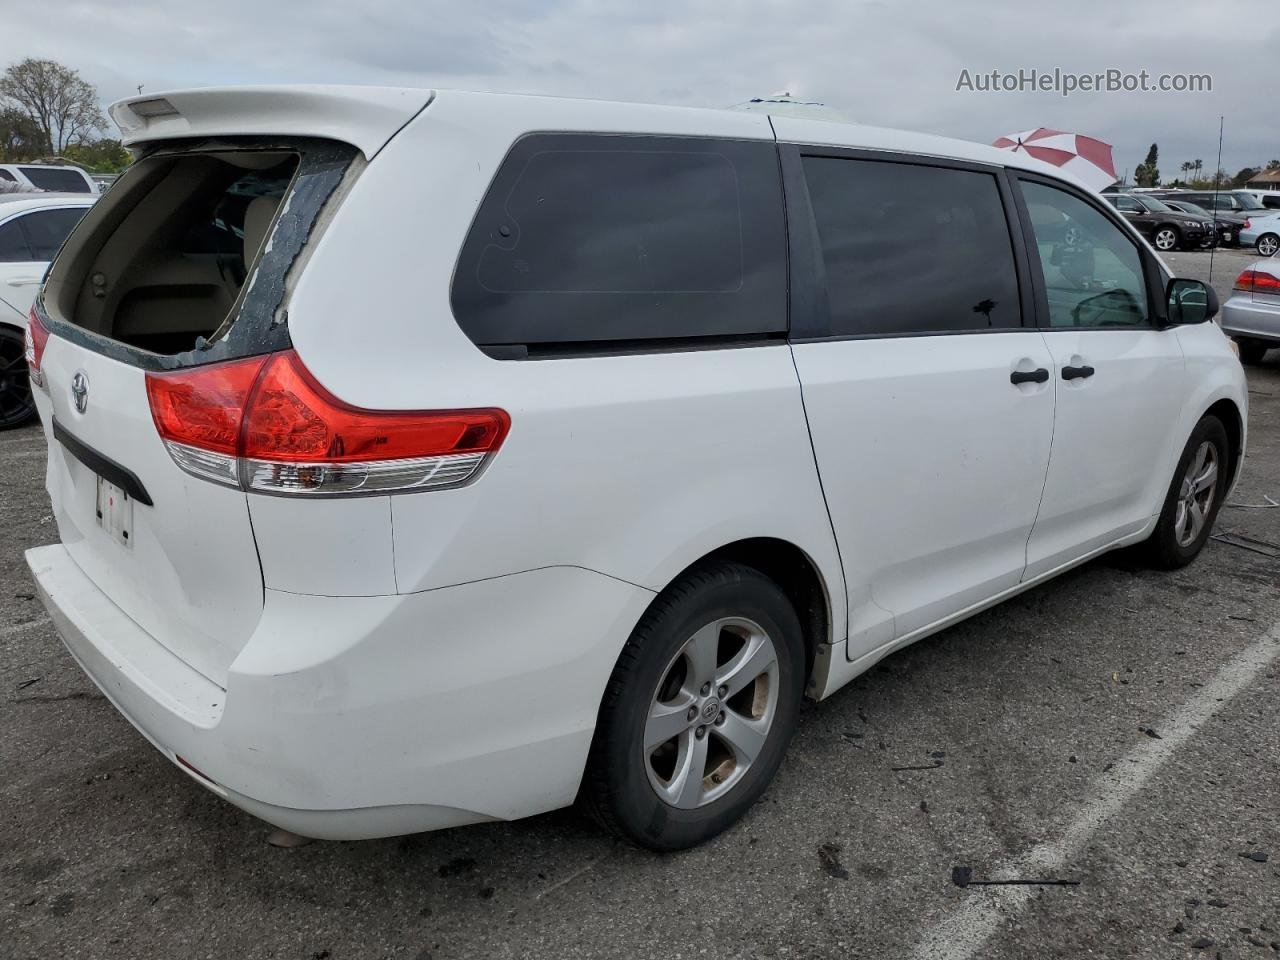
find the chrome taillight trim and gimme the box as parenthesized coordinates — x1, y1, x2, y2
(160, 442, 489, 497)
(242, 452, 487, 496)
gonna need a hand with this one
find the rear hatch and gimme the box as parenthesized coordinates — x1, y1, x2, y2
(29, 90, 428, 686)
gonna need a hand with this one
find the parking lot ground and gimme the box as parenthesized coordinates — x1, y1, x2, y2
(3, 323, 1279, 959)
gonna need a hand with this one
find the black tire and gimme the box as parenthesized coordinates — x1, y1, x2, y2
(1257, 233, 1279, 257)
(0, 325, 37, 430)
(581, 562, 805, 851)
(1142, 415, 1229, 569)
(1236, 338, 1269, 365)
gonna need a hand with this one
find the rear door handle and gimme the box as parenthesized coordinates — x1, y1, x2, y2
(5, 277, 41, 287)
(1062, 364, 1095, 380)
(1010, 368, 1049, 385)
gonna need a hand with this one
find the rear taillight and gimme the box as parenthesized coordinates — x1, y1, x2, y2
(24, 308, 50, 389)
(1234, 269, 1280, 294)
(145, 350, 509, 495)
(1243, 218, 1252, 230)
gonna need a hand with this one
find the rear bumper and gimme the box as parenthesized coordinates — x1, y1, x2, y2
(1222, 295, 1280, 344)
(26, 542, 653, 839)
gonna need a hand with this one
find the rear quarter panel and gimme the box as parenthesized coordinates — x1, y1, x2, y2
(282, 92, 847, 641)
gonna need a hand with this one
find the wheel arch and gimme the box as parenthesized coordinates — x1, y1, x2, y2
(1204, 396, 1244, 493)
(648, 537, 833, 690)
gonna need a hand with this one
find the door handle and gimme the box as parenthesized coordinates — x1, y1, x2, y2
(1010, 368, 1049, 385)
(5, 277, 40, 287)
(1062, 364, 1095, 380)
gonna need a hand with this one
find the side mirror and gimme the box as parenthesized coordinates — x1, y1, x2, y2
(1165, 277, 1219, 325)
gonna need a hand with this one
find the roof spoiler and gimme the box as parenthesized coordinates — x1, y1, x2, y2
(109, 84, 435, 159)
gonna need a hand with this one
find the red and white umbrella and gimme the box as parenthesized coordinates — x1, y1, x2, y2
(992, 128, 1117, 192)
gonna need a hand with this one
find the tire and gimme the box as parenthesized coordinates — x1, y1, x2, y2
(1141, 415, 1229, 569)
(0, 325, 37, 431)
(1257, 233, 1279, 257)
(581, 562, 805, 851)
(1236, 338, 1269, 365)
(1153, 226, 1181, 252)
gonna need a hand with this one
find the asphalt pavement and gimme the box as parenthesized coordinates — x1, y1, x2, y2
(2, 265, 1277, 958)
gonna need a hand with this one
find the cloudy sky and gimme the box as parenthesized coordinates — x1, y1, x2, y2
(2, 0, 1275, 177)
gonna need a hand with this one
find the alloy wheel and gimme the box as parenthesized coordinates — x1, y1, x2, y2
(1154, 228, 1178, 251)
(643, 616, 779, 809)
(1258, 234, 1279, 257)
(1174, 440, 1218, 547)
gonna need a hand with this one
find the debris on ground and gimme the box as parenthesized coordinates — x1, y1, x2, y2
(1211, 532, 1280, 557)
(817, 843, 849, 879)
(950, 866, 1080, 888)
(17, 677, 41, 689)
(1138, 726, 1163, 739)
(1238, 850, 1270, 863)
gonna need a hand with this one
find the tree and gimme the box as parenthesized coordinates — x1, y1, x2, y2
(63, 138, 131, 173)
(1267, 159, 1280, 171)
(0, 105, 43, 161)
(1232, 167, 1259, 187)
(0, 58, 106, 155)
(1134, 143, 1160, 187)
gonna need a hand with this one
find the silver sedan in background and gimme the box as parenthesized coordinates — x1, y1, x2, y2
(1222, 254, 1280, 364)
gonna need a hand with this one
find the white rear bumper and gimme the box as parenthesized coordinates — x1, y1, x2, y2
(26, 542, 653, 839)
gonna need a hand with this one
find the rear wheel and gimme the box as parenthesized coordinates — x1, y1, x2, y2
(1142, 415, 1228, 569)
(0, 326, 37, 430)
(1257, 233, 1280, 257)
(1153, 226, 1181, 251)
(582, 562, 805, 851)
(1236, 338, 1270, 365)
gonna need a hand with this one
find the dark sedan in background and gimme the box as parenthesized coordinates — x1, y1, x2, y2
(1103, 193, 1214, 251)
(1161, 198, 1245, 247)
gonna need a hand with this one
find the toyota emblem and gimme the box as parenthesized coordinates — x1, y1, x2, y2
(71, 371, 89, 414)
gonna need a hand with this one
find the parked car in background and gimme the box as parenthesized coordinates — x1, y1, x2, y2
(1161, 198, 1245, 247)
(1238, 189, 1280, 211)
(1240, 212, 1280, 257)
(0, 194, 95, 428)
(23, 86, 1245, 851)
(1104, 192, 1214, 250)
(0, 163, 98, 195)
(1222, 258, 1280, 364)
(1167, 189, 1270, 217)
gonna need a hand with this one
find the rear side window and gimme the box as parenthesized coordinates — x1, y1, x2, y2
(18, 207, 86, 260)
(801, 156, 1021, 336)
(0, 219, 32, 260)
(451, 134, 786, 351)
(19, 166, 91, 193)
(0, 170, 16, 182)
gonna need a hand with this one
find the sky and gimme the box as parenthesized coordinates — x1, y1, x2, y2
(2, 0, 1275, 179)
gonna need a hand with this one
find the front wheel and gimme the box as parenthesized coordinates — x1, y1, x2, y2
(1153, 226, 1181, 251)
(1256, 233, 1279, 257)
(581, 562, 805, 851)
(1142, 415, 1228, 569)
(0, 326, 37, 430)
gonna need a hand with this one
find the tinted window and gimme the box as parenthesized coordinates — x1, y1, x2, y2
(1112, 196, 1143, 212)
(0, 170, 16, 182)
(19, 166, 91, 193)
(801, 157, 1021, 335)
(19, 207, 86, 260)
(1020, 180, 1148, 328)
(0, 219, 32, 260)
(451, 134, 786, 349)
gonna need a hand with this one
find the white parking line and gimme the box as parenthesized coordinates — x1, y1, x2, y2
(911, 618, 1280, 960)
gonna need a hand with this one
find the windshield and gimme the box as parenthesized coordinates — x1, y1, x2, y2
(1136, 195, 1173, 212)
(1234, 191, 1266, 210)
(1173, 201, 1211, 217)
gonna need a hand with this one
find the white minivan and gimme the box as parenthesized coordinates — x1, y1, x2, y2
(24, 86, 1247, 851)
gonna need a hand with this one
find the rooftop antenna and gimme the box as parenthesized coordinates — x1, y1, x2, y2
(137, 84, 144, 95)
(1208, 116, 1224, 283)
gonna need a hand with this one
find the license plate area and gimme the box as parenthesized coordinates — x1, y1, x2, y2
(96, 475, 133, 547)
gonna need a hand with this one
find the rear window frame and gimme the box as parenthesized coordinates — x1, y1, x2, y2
(36, 135, 358, 372)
